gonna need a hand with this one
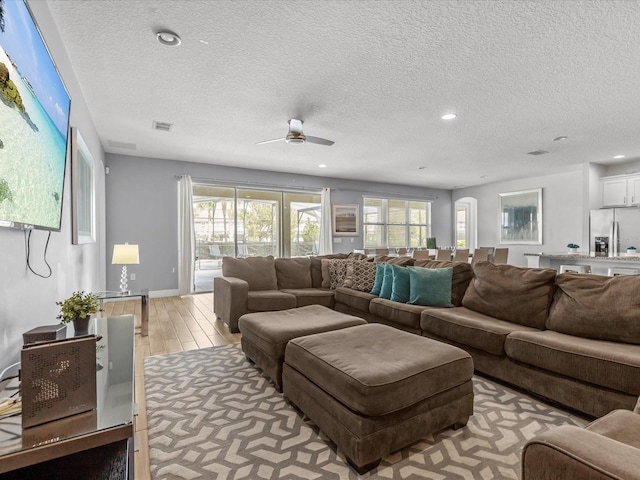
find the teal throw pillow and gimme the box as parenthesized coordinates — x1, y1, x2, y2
(370, 263, 385, 295)
(407, 267, 454, 307)
(390, 264, 411, 303)
(378, 264, 394, 299)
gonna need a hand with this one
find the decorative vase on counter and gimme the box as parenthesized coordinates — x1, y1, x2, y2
(72, 316, 91, 336)
(567, 243, 579, 254)
(627, 247, 637, 256)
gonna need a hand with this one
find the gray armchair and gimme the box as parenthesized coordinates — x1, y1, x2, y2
(521, 397, 640, 479)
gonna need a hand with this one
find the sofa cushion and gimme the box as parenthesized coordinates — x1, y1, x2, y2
(370, 263, 385, 295)
(462, 262, 556, 329)
(369, 298, 428, 332)
(505, 330, 640, 396)
(334, 286, 376, 314)
(407, 266, 453, 307)
(547, 273, 640, 345)
(343, 260, 377, 292)
(390, 265, 411, 303)
(310, 254, 348, 288)
(222, 256, 278, 291)
(421, 306, 539, 355)
(413, 260, 474, 307)
(275, 257, 312, 290)
(280, 288, 335, 308)
(374, 255, 415, 266)
(247, 290, 297, 312)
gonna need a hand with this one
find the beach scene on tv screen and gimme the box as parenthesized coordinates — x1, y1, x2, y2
(0, 0, 71, 230)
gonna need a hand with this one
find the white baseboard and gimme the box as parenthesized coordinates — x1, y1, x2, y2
(150, 289, 179, 298)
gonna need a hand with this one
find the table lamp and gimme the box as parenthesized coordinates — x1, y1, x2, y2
(112, 243, 139, 294)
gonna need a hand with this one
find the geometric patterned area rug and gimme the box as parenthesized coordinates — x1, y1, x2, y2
(144, 345, 587, 480)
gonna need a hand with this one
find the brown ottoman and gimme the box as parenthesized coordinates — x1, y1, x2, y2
(282, 323, 474, 473)
(238, 305, 366, 391)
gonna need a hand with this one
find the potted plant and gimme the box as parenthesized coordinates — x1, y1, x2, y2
(627, 246, 637, 255)
(57, 291, 101, 336)
(567, 243, 580, 254)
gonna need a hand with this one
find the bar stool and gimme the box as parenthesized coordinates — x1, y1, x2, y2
(607, 267, 640, 276)
(559, 265, 592, 274)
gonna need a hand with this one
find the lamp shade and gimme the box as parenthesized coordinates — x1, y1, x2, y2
(111, 244, 140, 265)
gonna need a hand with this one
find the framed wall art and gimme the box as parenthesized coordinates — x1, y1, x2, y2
(499, 188, 542, 244)
(71, 127, 96, 244)
(332, 204, 359, 236)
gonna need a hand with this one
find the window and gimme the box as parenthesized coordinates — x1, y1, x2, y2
(363, 197, 431, 248)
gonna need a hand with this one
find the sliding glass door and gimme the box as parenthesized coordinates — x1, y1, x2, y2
(192, 183, 320, 292)
(236, 189, 280, 257)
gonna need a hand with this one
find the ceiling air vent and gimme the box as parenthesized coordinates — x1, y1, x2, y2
(527, 149, 549, 156)
(152, 121, 173, 132)
(107, 140, 137, 150)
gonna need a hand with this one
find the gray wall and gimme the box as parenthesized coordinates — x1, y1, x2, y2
(0, 2, 106, 374)
(453, 165, 588, 267)
(105, 154, 453, 293)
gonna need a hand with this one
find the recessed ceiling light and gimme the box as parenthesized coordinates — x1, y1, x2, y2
(318, 164, 327, 168)
(613, 154, 626, 159)
(441, 113, 457, 120)
(156, 30, 181, 47)
(553, 136, 568, 141)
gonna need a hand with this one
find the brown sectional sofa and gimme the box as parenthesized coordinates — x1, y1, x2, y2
(214, 254, 356, 333)
(215, 254, 640, 418)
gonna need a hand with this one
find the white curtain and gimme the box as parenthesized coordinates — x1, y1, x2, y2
(177, 175, 195, 295)
(319, 187, 333, 255)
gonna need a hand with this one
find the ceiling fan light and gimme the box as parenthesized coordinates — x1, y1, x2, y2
(285, 137, 305, 144)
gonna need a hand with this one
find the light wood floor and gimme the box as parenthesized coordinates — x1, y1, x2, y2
(101, 292, 238, 480)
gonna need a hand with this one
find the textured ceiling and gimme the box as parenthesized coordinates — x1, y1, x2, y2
(46, 0, 640, 189)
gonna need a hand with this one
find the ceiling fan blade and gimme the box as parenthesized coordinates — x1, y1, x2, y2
(288, 118, 304, 134)
(256, 137, 286, 145)
(305, 136, 334, 146)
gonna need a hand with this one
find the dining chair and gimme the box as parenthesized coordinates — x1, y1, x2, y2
(412, 250, 430, 259)
(397, 247, 408, 256)
(453, 248, 469, 262)
(471, 248, 490, 265)
(436, 249, 452, 261)
(492, 247, 509, 264)
(375, 248, 389, 255)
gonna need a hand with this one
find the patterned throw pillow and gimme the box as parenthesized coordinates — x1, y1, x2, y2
(344, 260, 377, 292)
(327, 259, 350, 290)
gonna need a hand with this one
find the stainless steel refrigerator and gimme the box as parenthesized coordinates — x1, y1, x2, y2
(590, 208, 640, 256)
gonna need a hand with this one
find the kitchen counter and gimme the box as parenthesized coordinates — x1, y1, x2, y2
(524, 252, 640, 274)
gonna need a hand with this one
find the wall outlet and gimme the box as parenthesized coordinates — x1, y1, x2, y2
(130, 273, 136, 280)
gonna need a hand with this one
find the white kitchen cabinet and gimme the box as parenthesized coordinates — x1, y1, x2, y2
(601, 175, 640, 207)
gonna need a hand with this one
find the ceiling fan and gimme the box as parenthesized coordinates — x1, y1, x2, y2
(257, 119, 334, 146)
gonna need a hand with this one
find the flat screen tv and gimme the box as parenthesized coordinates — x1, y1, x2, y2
(0, 0, 71, 231)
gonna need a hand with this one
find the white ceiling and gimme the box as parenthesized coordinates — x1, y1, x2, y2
(46, 0, 640, 189)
